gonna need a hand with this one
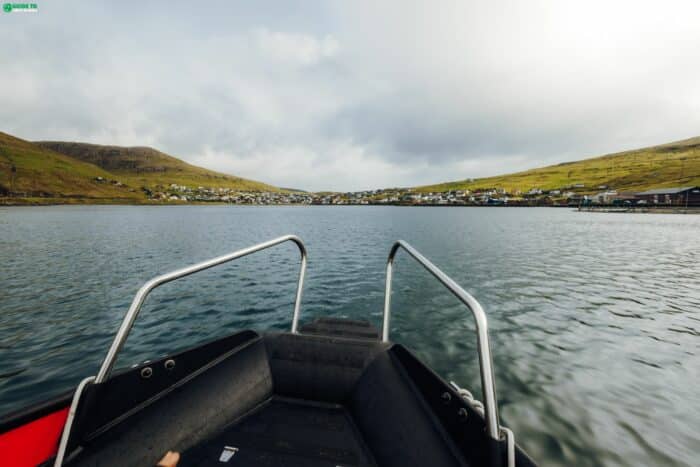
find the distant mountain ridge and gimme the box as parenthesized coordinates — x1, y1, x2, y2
(654, 136, 700, 149)
(0, 132, 142, 201)
(417, 136, 700, 194)
(0, 131, 279, 204)
(35, 141, 277, 192)
(35, 142, 188, 173)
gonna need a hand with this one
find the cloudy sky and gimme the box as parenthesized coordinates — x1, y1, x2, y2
(2, 1, 700, 191)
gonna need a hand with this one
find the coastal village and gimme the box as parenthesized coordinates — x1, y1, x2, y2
(146, 183, 700, 207)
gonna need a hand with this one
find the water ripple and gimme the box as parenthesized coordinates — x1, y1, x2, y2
(0, 206, 698, 466)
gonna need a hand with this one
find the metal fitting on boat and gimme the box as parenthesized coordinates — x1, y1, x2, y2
(164, 359, 176, 370)
(140, 366, 153, 379)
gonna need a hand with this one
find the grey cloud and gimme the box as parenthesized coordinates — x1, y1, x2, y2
(1, 0, 700, 191)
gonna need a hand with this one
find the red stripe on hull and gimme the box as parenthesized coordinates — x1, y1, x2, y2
(0, 407, 69, 467)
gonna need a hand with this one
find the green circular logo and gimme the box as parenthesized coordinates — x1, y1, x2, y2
(3, 4, 11, 13)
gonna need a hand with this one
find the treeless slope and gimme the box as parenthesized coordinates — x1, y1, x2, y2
(36, 141, 278, 192)
(0, 132, 141, 200)
(418, 137, 700, 194)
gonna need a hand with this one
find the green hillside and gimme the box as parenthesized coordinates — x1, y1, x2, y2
(35, 141, 278, 192)
(0, 132, 142, 202)
(418, 137, 700, 194)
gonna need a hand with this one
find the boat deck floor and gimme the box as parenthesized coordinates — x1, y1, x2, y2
(179, 396, 377, 467)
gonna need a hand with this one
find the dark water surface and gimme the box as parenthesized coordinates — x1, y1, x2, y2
(1, 206, 698, 466)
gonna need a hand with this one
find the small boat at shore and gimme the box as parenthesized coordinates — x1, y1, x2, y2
(0, 235, 536, 467)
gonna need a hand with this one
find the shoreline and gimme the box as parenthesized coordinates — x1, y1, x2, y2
(3, 197, 699, 213)
(577, 206, 700, 214)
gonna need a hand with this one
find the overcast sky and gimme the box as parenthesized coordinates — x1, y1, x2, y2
(2, 1, 700, 191)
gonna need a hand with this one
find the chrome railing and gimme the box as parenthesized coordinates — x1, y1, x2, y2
(94, 234, 307, 383)
(382, 240, 501, 441)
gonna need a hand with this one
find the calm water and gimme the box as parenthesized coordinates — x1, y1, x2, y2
(1, 206, 698, 466)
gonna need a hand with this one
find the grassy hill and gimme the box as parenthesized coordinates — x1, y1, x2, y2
(418, 137, 700, 194)
(0, 132, 142, 202)
(35, 141, 278, 192)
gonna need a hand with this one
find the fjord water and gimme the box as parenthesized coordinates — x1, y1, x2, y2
(1, 206, 698, 466)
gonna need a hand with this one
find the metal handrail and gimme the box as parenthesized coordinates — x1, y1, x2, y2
(94, 235, 307, 383)
(382, 240, 501, 440)
(53, 376, 95, 467)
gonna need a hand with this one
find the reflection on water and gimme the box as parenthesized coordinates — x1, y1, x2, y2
(0, 206, 698, 466)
